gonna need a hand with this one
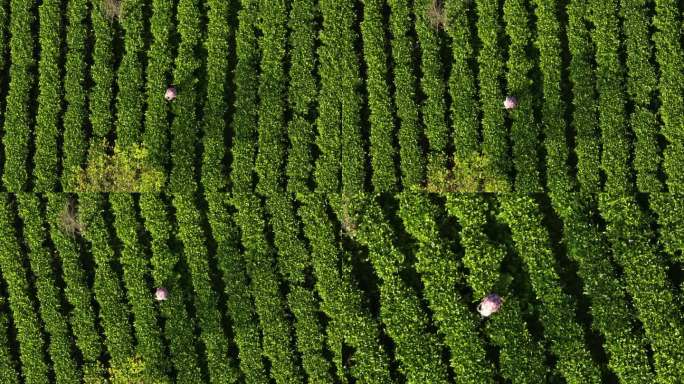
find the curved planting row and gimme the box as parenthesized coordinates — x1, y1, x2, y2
(0, 1, 7, 190)
(0, 0, 7, 75)
(298, 194, 393, 383)
(342, 195, 451, 383)
(77, 194, 134, 371)
(201, 0, 231, 192)
(61, 0, 89, 191)
(652, 0, 684, 191)
(109, 194, 168, 380)
(598, 194, 684, 382)
(138, 194, 204, 383)
(88, 2, 116, 151)
(566, 0, 601, 196)
(414, 0, 449, 179)
(285, 0, 318, 194)
(553, 197, 654, 383)
(335, 0, 365, 195)
(315, 0, 365, 193)
(498, 195, 602, 384)
(266, 193, 336, 382)
(445, 0, 479, 172)
(533, 0, 575, 195)
(0, 306, 19, 384)
(387, 0, 424, 188)
(115, 0, 146, 147)
(362, 0, 398, 192)
(171, 194, 239, 383)
(475, 0, 510, 191)
(620, 0, 661, 192)
(231, 193, 303, 384)
(255, 0, 289, 196)
(0, 195, 50, 383)
(45, 194, 103, 380)
(229, 0, 260, 193)
(143, 0, 175, 184)
(168, 0, 203, 192)
(17, 195, 80, 384)
(312, 0, 342, 194)
(398, 192, 498, 384)
(204, 194, 270, 384)
(2, 0, 37, 190)
(33, 0, 64, 191)
(503, 0, 541, 192)
(588, 0, 632, 194)
(649, 193, 684, 264)
(445, 194, 547, 384)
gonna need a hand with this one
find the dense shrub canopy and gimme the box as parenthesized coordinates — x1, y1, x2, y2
(0, 0, 681, 383)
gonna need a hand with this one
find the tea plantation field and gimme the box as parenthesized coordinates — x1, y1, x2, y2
(0, 192, 682, 383)
(0, 0, 682, 383)
(0, 0, 681, 194)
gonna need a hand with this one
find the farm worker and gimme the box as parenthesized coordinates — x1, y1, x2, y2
(477, 293, 503, 317)
(503, 96, 518, 110)
(155, 287, 169, 301)
(165, 86, 177, 101)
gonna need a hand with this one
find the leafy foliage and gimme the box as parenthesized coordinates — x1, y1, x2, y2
(71, 142, 164, 192)
(425, 152, 508, 192)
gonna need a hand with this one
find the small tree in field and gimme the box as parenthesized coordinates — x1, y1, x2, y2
(92, 355, 170, 384)
(425, 152, 508, 192)
(71, 140, 164, 192)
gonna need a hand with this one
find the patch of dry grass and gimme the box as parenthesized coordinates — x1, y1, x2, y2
(58, 199, 85, 238)
(339, 196, 359, 239)
(101, 0, 122, 21)
(426, 0, 448, 30)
